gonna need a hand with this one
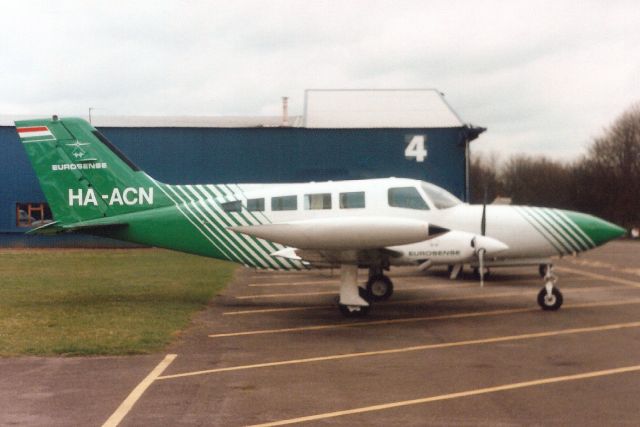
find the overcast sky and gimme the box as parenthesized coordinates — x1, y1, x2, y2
(1, 1, 639, 160)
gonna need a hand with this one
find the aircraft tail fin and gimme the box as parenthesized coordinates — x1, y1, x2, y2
(15, 117, 170, 225)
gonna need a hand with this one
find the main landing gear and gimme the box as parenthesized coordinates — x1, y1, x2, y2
(337, 263, 563, 316)
(366, 267, 394, 302)
(537, 264, 563, 310)
(338, 264, 370, 318)
(337, 265, 394, 317)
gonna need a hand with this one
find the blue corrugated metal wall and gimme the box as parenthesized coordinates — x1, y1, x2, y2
(1, 124, 470, 245)
(1, 127, 43, 232)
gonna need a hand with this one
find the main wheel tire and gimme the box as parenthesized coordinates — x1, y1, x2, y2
(539, 264, 553, 278)
(366, 275, 394, 302)
(537, 287, 563, 311)
(338, 303, 370, 317)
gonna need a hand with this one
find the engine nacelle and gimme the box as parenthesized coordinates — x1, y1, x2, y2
(393, 230, 509, 265)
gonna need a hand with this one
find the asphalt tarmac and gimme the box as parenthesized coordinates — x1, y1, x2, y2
(1, 240, 640, 426)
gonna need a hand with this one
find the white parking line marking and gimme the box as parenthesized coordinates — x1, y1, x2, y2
(158, 321, 640, 380)
(210, 298, 640, 338)
(102, 354, 177, 427)
(248, 365, 640, 426)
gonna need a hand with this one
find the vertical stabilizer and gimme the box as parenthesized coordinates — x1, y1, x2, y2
(15, 117, 170, 224)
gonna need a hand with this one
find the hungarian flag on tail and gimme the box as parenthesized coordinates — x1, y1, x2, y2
(16, 126, 56, 142)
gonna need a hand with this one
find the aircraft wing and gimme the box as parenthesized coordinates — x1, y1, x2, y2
(269, 246, 404, 267)
(230, 216, 447, 250)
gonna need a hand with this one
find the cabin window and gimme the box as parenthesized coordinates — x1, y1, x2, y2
(304, 193, 331, 210)
(16, 203, 52, 227)
(271, 195, 297, 211)
(247, 198, 265, 212)
(388, 187, 429, 210)
(339, 191, 365, 209)
(221, 200, 242, 213)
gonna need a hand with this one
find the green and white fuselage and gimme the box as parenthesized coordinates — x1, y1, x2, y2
(15, 117, 625, 315)
(151, 178, 621, 269)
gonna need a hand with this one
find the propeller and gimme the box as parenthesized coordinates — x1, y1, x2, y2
(481, 188, 487, 236)
(476, 188, 488, 287)
(471, 188, 508, 286)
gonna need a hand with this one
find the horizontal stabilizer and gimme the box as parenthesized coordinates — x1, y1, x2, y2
(27, 220, 128, 235)
(26, 221, 63, 235)
(270, 247, 302, 261)
(231, 217, 447, 249)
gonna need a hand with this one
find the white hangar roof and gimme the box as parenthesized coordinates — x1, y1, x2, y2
(303, 89, 465, 128)
(1, 89, 472, 129)
(0, 115, 304, 128)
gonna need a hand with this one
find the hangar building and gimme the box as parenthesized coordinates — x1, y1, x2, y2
(0, 89, 484, 247)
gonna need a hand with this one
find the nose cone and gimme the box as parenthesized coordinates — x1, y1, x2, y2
(564, 211, 626, 246)
(475, 235, 509, 255)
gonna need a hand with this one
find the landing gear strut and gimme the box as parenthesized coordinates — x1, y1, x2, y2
(338, 264, 370, 317)
(537, 265, 563, 310)
(538, 263, 553, 278)
(366, 267, 394, 302)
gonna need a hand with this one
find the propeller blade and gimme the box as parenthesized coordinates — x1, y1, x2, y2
(478, 248, 485, 288)
(481, 200, 487, 238)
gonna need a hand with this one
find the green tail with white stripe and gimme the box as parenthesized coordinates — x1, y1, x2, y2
(15, 117, 301, 269)
(15, 116, 172, 225)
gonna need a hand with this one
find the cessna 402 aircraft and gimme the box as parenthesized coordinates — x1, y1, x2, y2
(16, 117, 625, 316)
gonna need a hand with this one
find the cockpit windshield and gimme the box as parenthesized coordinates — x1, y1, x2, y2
(421, 182, 462, 209)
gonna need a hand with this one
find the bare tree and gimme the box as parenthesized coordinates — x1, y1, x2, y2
(468, 102, 639, 229)
(469, 152, 501, 204)
(577, 103, 640, 227)
(500, 155, 574, 208)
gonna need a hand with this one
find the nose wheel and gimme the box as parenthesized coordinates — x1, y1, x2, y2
(537, 268, 563, 310)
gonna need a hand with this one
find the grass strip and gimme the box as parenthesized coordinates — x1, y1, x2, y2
(0, 248, 236, 356)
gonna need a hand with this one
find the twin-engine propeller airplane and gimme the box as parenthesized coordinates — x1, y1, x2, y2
(15, 117, 626, 316)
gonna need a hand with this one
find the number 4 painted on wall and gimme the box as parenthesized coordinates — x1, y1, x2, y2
(405, 135, 427, 162)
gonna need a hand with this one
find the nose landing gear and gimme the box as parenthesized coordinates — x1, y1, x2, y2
(537, 265, 563, 310)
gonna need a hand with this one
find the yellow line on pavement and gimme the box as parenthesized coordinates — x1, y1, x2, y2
(235, 290, 337, 299)
(225, 288, 507, 315)
(159, 321, 640, 380)
(250, 273, 336, 280)
(102, 354, 177, 427)
(563, 258, 640, 277)
(556, 266, 640, 288)
(248, 280, 337, 287)
(235, 283, 472, 300)
(248, 364, 640, 426)
(224, 305, 332, 315)
(222, 285, 622, 316)
(210, 298, 640, 338)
